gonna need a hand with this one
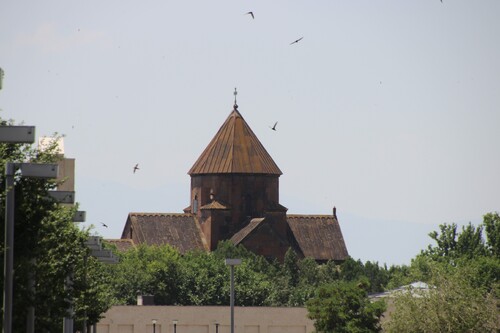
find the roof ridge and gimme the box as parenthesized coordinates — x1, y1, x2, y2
(129, 212, 192, 217)
(287, 214, 334, 219)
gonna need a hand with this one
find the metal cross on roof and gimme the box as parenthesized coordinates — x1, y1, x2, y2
(233, 88, 238, 109)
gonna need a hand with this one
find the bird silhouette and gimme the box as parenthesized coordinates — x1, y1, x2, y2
(246, 11, 254, 19)
(270, 122, 278, 131)
(101, 222, 108, 228)
(133, 164, 139, 173)
(290, 37, 303, 45)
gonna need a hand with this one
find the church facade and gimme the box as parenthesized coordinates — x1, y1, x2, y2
(113, 101, 348, 263)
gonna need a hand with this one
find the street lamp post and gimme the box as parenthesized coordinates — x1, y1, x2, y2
(2, 162, 58, 333)
(173, 319, 178, 333)
(225, 259, 241, 333)
(215, 322, 219, 333)
(152, 319, 157, 333)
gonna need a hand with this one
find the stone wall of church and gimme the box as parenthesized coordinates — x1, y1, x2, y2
(190, 174, 280, 229)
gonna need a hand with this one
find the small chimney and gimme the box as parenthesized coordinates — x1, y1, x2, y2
(137, 295, 155, 305)
(333, 206, 337, 219)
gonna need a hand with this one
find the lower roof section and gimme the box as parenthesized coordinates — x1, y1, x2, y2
(116, 212, 348, 262)
(287, 215, 349, 261)
(121, 213, 208, 254)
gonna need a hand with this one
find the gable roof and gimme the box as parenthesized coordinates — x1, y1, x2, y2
(230, 218, 266, 245)
(200, 200, 230, 210)
(123, 213, 208, 253)
(287, 215, 349, 261)
(266, 201, 288, 212)
(188, 107, 282, 175)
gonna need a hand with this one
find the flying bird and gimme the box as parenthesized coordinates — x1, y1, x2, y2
(101, 222, 108, 228)
(246, 11, 254, 19)
(290, 37, 303, 45)
(270, 122, 278, 131)
(133, 164, 140, 173)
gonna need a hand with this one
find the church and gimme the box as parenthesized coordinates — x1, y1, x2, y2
(111, 98, 348, 263)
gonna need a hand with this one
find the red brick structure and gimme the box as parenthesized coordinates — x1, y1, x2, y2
(115, 102, 348, 263)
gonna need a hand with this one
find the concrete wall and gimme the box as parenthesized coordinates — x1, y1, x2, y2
(97, 306, 315, 333)
(57, 158, 75, 192)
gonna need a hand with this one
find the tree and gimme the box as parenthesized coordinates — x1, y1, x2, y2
(383, 262, 499, 333)
(177, 250, 228, 305)
(108, 243, 181, 305)
(338, 257, 390, 293)
(283, 248, 300, 287)
(423, 222, 488, 262)
(179, 243, 275, 306)
(306, 280, 386, 333)
(73, 254, 116, 329)
(412, 219, 499, 291)
(383, 218, 500, 332)
(483, 212, 500, 257)
(0, 126, 112, 331)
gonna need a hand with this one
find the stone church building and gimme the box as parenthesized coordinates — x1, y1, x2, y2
(112, 101, 348, 263)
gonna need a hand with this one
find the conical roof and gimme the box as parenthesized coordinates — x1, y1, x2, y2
(188, 106, 282, 175)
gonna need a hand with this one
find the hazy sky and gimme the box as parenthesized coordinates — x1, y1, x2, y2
(1, 1, 499, 266)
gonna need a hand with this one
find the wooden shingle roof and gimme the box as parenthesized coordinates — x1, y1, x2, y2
(188, 108, 282, 175)
(287, 215, 349, 261)
(123, 213, 208, 253)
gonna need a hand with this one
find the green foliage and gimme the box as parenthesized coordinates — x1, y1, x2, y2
(0, 126, 113, 331)
(483, 212, 500, 257)
(233, 259, 274, 306)
(423, 222, 488, 262)
(73, 255, 116, 328)
(339, 258, 390, 293)
(108, 242, 277, 306)
(383, 218, 500, 332)
(283, 248, 300, 287)
(109, 243, 181, 305)
(107, 242, 398, 309)
(306, 280, 386, 333)
(383, 263, 499, 333)
(178, 250, 230, 305)
(413, 218, 500, 290)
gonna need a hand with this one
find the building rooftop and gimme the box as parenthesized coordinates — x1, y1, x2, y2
(188, 107, 282, 175)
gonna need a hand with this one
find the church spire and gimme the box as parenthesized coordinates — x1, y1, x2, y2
(188, 93, 282, 176)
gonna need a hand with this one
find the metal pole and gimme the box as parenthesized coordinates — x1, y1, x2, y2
(3, 163, 15, 333)
(26, 259, 36, 333)
(230, 264, 235, 333)
(82, 255, 88, 333)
